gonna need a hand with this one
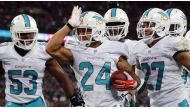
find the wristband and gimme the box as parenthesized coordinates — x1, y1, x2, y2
(66, 22, 74, 30)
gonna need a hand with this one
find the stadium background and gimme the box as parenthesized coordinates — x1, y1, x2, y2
(0, 1, 188, 106)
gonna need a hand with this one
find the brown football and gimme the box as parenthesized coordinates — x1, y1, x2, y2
(110, 70, 128, 84)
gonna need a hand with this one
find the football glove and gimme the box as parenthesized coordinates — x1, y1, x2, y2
(112, 80, 138, 91)
(68, 6, 82, 28)
(70, 91, 85, 107)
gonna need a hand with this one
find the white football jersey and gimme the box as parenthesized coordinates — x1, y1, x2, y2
(124, 39, 140, 65)
(0, 42, 51, 103)
(65, 40, 129, 107)
(124, 39, 146, 85)
(136, 36, 190, 107)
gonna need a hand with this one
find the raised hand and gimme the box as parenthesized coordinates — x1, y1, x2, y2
(68, 6, 82, 28)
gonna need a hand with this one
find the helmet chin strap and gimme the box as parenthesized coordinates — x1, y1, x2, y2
(143, 35, 164, 45)
(142, 29, 165, 45)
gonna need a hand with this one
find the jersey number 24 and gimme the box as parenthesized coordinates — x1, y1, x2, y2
(79, 62, 111, 91)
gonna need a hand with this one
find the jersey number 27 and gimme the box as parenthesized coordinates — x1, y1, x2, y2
(141, 61, 165, 90)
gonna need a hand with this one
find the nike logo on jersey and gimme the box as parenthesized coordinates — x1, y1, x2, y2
(141, 57, 158, 62)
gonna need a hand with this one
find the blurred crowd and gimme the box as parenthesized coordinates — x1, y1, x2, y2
(0, 1, 190, 40)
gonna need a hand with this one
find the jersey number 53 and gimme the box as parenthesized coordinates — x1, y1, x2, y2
(8, 70, 38, 95)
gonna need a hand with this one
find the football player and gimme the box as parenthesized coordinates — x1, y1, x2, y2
(185, 30, 190, 99)
(166, 8, 190, 100)
(165, 8, 187, 37)
(2, 14, 84, 107)
(135, 8, 190, 106)
(104, 8, 145, 107)
(46, 6, 141, 107)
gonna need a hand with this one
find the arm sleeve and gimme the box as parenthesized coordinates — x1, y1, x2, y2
(40, 42, 52, 60)
(0, 42, 9, 60)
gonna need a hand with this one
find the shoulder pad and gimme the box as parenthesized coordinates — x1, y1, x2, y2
(0, 42, 9, 47)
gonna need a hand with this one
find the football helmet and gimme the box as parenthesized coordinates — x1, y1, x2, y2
(165, 8, 187, 36)
(137, 8, 170, 44)
(104, 8, 129, 41)
(10, 14, 38, 50)
(73, 11, 105, 46)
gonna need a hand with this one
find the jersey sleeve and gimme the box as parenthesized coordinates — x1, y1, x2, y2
(167, 36, 190, 57)
(107, 40, 129, 64)
(114, 41, 129, 58)
(39, 42, 52, 60)
(0, 42, 9, 60)
(124, 39, 139, 65)
(126, 40, 147, 65)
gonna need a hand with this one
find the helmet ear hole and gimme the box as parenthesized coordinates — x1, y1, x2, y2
(96, 30, 101, 36)
(162, 27, 165, 31)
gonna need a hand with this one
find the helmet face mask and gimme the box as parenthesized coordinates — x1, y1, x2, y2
(169, 23, 181, 36)
(13, 32, 37, 50)
(104, 8, 129, 41)
(10, 14, 38, 50)
(73, 27, 94, 46)
(105, 22, 127, 41)
(137, 21, 156, 39)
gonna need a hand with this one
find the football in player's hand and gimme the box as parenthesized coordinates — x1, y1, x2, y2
(110, 70, 128, 84)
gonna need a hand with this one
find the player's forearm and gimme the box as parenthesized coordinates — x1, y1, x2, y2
(46, 59, 74, 98)
(117, 60, 141, 87)
(58, 73, 75, 98)
(175, 51, 190, 71)
(58, 73, 85, 106)
(46, 5, 81, 55)
(127, 70, 141, 86)
(135, 67, 144, 91)
(50, 68, 75, 98)
(46, 24, 72, 55)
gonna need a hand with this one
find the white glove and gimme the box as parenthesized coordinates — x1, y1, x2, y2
(68, 6, 82, 28)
